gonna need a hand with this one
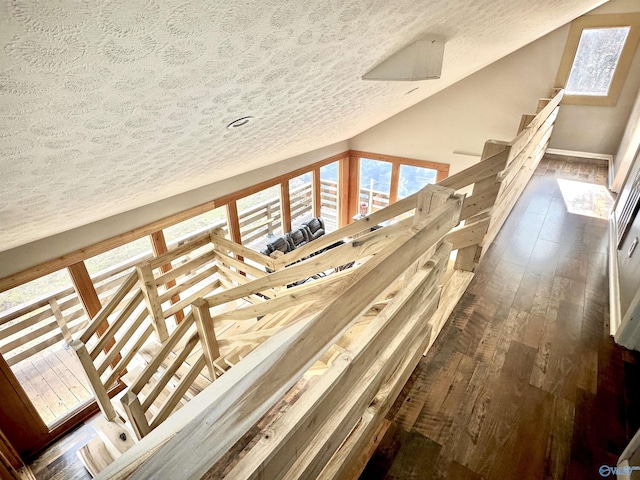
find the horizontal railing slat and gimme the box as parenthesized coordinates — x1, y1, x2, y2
(90, 290, 145, 360)
(80, 271, 139, 344)
(103, 324, 155, 390)
(141, 332, 201, 412)
(163, 279, 221, 319)
(158, 265, 219, 304)
(96, 309, 148, 377)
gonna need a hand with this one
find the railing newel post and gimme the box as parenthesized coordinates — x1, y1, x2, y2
(136, 264, 169, 342)
(122, 390, 151, 440)
(71, 339, 116, 421)
(193, 298, 220, 381)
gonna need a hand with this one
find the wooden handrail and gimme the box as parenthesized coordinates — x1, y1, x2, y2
(154, 251, 216, 287)
(140, 332, 201, 412)
(145, 231, 213, 270)
(129, 312, 196, 395)
(438, 148, 511, 191)
(480, 89, 564, 252)
(206, 214, 423, 308)
(149, 354, 207, 430)
(79, 271, 139, 344)
(498, 106, 559, 187)
(94, 90, 563, 476)
(115, 187, 461, 479)
(228, 243, 451, 479)
(208, 272, 357, 324)
(97, 309, 148, 377)
(273, 194, 419, 268)
(508, 88, 563, 163)
(89, 290, 145, 360)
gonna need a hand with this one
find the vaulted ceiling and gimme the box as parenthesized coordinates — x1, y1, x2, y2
(0, 0, 606, 253)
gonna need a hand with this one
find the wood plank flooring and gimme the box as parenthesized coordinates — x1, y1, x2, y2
(28, 421, 96, 480)
(361, 159, 640, 479)
(10, 345, 93, 426)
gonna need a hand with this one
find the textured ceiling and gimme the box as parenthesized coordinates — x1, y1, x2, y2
(0, 0, 604, 253)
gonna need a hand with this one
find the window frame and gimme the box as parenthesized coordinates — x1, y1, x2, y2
(556, 13, 640, 107)
(348, 151, 449, 220)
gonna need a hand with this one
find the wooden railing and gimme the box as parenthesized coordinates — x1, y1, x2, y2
(0, 255, 150, 367)
(102, 162, 500, 458)
(0, 183, 314, 371)
(483, 88, 563, 249)
(98, 184, 464, 479)
(97, 88, 563, 479)
(70, 228, 236, 422)
(0, 224, 228, 370)
(71, 271, 149, 421)
(446, 88, 564, 271)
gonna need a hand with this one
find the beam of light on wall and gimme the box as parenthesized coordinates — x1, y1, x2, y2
(556, 178, 613, 220)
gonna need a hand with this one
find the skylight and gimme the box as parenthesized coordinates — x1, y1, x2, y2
(565, 26, 630, 96)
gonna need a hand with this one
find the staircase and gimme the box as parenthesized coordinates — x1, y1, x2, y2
(67, 88, 564, 478)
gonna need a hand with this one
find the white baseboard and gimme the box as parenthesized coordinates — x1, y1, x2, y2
(609, 213, 622, 337)
(545, 148, 612, 162)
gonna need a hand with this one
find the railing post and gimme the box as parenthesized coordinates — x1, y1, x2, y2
(150, 231, 185, 324)
(136, 264, 169, 342)
(122, 391, 151, 440)
(410, 184, 456, 279)
(536, 98, 551, 113)
(454, 141, 510, 271)
(192, 298, 220, 380)
(280, 183, 292, 233)
(413, 184, 454, 228)
(71, 339, 116, 421)
(518, 114, 536, 134)
(49, 298, 72, 343)
(69, 261, 122, 368)
(312, 168, 321, 218)
(211, 228, 240, 279)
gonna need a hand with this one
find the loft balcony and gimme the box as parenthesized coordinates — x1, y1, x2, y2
(0, 83, 638, 480)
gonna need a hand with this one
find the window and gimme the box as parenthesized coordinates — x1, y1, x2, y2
(237, 185, 283, 248)
(359, 158, 392, 213)
(289, 173, 314, 228)
(556, 14, 640, 106)
(163, 207, 228, 245)
(398, 164, 438, 199)
(319, 162, 339, 232)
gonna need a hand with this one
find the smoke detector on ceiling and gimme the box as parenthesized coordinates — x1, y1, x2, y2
(362, 36, 445, 81)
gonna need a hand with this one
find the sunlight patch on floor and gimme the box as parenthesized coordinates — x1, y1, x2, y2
(557, 178, 612, 220)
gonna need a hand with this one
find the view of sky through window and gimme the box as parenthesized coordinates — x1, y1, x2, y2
(565, 26, 630, 96)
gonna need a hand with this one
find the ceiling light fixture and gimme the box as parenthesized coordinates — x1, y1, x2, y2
(227, 116, 254, 129)
(363, 36, 445, 81)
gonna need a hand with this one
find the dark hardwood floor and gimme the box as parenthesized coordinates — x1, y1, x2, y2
(361, 157, 640, 480)
(28, 420, 95, 480)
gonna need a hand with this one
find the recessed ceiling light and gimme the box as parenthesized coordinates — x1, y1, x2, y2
(227, 116, 254, 129)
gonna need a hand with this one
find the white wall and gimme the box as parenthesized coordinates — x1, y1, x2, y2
(349, 0, 640, 170)
(612, 87, 640, 191)
(0, 141, 348, 279)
